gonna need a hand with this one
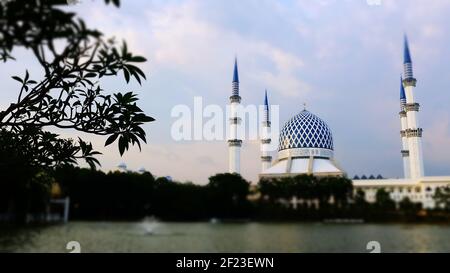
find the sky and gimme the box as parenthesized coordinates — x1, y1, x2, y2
(1, 0, 450, 184)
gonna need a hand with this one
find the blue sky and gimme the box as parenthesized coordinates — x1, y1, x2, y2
(2, 0, 450, 183)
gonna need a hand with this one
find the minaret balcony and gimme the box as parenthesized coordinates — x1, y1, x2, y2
(229, 117, 241, 124)
(262, 121, 271, 127)
(405, 103, 420, 112)
(406, 128, 423, 138)
(261, 139, 271, 144)
(228, 139, 243, 147)
(403, 77, 417, 87)
(261, 156, 272, 162)
(229, 95, 241, 103)
(401, 150, 410, 157)
(399, 111, 407, 118)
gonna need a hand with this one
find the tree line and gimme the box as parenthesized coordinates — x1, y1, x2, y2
(52, 167, 252, 221)
(3, 166, 449, 223)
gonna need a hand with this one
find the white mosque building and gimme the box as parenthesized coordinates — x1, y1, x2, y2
(228, 37, 450, 209)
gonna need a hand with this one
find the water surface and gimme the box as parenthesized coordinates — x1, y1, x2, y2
(1, 222, 449, 253)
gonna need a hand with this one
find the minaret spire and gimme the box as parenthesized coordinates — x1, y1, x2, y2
(400, 76, 406, 108)
(404, 36, 412, 64)
(261, 89, 272, 172)
(232, 57, 240, 97)
(264, 89, 269, 120)
(233, 57, 239, 84)
(228, 57, 242, 174)
(403, 35, 414, 80)
(401, 36, 424, 178)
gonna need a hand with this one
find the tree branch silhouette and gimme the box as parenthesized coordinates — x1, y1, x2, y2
(0, 0, 154, 164)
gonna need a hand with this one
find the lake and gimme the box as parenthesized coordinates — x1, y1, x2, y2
(1, 221, 450, 253)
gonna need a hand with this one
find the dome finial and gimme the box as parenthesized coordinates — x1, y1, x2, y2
(303, 102, 307, 111)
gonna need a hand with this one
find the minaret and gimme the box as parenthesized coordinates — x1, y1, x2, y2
(399, 76, 410, 178)
(261, 90, 272, 171)
(402, 36, 424, 178)
(228, 58, 242, 174)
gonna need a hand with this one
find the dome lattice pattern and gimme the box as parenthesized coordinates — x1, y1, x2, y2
(278, 110, 333, 151)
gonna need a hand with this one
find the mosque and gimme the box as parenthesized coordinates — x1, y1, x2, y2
(227, 37, 450, 209)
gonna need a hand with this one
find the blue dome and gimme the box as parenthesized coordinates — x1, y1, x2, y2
(278, 110, 333, 151)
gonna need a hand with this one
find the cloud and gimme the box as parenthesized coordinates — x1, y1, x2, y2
(70, 0, 450, 182)
(3, 0, 450, 183)
(196, 156, 217, 166)
(424, 115, 450, 164)
(142, 1, 311, 98)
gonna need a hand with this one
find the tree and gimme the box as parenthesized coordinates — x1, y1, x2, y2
(0, 0, 154, 222)
(0, 127, 102, 221)
(291, 174, 316, 200)
(0, 0, 154, 157)
(52, 166, 211, 221)
(399, 197, 422, 213)
(352, 189, 369, 217)
(375, 188, 395, 211)
(207, 173, 251, 218)
(354, 189, 367, 206)
(434, 186, 450, 211)
(0, 127, 100, 171)
(327, 176, 353, 207)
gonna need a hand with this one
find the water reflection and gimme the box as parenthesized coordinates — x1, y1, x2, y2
(1, 222, 449, 253)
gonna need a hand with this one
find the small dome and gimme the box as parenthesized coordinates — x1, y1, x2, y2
(279, 110, 333, 151)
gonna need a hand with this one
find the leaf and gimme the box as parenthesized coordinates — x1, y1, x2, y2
(143, 116, 155, 122)
(123, 68, 130, 83)
(86, 157, 101, 169)
(129, 56, 147, 63)
(105, 133, 119, 146)
(118, 136, 127, 156)
(126, 64, 146, 79)
(129, 134, 142, 151)
(135, 114, 155, 123)
(129, 69, 142, 85)
(85, 72, 97, 78)
(12, 76, 22, 83)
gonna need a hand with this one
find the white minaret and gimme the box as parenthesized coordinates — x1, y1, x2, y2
(403, 36, 424, 178)
(228, 58, 242, 174)
(261, 90, 272, 171)
(399, 77, 410, 178)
